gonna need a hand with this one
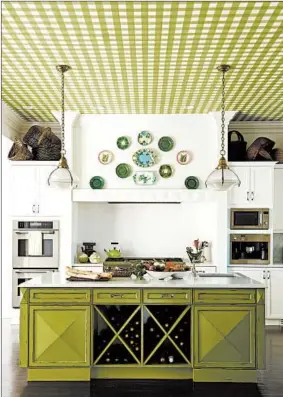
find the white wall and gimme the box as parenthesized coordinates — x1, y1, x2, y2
(74, 114, 219, 189)
(1, 136, 13, 318)
(76, 202, 217, 261)
(73, 114, 226, 264)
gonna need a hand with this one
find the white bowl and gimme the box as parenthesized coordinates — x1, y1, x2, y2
(146, 271, 189, 280)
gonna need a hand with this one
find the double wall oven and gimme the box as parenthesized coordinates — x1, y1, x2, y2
(12, 220, 59, 307)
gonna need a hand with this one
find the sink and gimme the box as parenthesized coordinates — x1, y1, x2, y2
(198, 273, 237, 278)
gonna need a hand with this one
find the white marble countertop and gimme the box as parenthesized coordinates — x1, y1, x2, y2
(20, 271, 265, 289)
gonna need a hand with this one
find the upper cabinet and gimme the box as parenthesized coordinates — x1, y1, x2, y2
(273, 167, 283, 231)
(229, 163, 275, 208)
(10, 164, 71, 217)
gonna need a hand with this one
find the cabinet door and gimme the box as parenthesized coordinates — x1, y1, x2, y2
(37, 166, 71, 215)
(11, 166, 39, 216)
(273, 169, 283, 231)
(29, 305, 90, 367)
(250, 167, 273, 207)
(193, 306, 256, 368)
(267, 269, 283, 319)
(229, 167, 250, 206)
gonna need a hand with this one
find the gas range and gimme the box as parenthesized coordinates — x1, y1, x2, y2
(103, 257, 184, 266)
(103, 257, 185, 277)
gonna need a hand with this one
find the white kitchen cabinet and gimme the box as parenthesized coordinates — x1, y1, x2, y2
(11, 166, 39, 216)
(11, 164, 70, 217)
(230, 266, 283, 320)
(229, 165, 274, 207)
(266, 269, 283, 319)
(273, 168, 283, 231)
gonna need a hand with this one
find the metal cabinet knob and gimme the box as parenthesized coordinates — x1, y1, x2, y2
(161, 294, 174, 298)
(110, 293, 124, 298)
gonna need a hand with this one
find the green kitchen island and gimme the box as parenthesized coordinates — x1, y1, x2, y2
(19, 272, 265, 383)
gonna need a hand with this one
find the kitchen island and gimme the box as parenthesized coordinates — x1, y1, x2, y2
(19, 272, 265, 383)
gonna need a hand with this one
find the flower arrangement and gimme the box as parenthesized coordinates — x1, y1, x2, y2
(186, 239, 208, 264)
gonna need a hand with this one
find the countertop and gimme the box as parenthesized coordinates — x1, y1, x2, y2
(20, 271, 265, 289)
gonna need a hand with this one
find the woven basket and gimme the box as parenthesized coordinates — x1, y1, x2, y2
(271, 148, 283, 163)
(8, 139, 33, 161)
(23, 125, 61, 161)
(246, 137, 275, 161)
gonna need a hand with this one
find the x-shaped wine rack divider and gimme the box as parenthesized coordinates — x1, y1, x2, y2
(143, 305, 191, 366)
(93, 305, 141, 365)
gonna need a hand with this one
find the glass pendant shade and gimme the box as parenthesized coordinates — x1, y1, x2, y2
(47, 155, 77, 189)
(205, 168, 240, 191)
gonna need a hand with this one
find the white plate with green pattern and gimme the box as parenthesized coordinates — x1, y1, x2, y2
(132, 149, 157, 168)
(133, 171, 156, 185)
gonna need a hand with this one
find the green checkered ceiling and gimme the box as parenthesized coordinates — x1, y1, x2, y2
(2, 1, 283, 121)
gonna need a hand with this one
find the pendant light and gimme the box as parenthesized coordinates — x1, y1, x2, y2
(205, 65, 241, 191)
(47, 65, 76, 188)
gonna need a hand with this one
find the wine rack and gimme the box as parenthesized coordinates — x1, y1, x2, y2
(144, 305, 191, 366)
(93, 305, 141, 365)
(93, 303, 191, 367)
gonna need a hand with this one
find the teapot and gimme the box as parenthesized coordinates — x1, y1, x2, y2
(104, 247, 121, 258)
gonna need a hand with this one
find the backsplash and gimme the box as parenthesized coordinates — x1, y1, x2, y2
(76, 202, 217, 261)
(273, 233, 283, 264)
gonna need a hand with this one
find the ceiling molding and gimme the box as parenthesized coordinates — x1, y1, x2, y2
(229, 121, 283, 134)
(2, 102, 25, 139)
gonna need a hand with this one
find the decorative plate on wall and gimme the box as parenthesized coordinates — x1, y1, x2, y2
(116, 163, 132, 178)
(158, 136, 174, 152)
(184, 176, 199, 189)
(177, 151, 191, 165)
(117, 136, 130, 150)
(159, 164, 173, 178)
(133, 171, 156, 185)
(89, 176, 105, 189)
(138, 131, 152, 146)
(132, 149, 157, 168)
(98, 150, 113, 165)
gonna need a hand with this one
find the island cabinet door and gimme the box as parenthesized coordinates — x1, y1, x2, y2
(193, 306, 256, 368)
(29, 306, 91, 367)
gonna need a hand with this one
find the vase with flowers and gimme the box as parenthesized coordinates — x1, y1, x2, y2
(186, 239, 208, 277)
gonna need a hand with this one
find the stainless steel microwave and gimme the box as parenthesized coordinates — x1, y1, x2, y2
(230, 208, 269, 230)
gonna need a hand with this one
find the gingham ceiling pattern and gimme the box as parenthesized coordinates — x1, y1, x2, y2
(2, 1, 283, 121)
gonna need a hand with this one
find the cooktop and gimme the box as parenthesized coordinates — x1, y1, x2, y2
(104, 257, 184, 263)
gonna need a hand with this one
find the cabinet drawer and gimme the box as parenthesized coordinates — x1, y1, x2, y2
(30, 289, 91, 304)
(194, 289, 256, 304)
(143, 289, 192, 304)
(93, 289, 141, 304)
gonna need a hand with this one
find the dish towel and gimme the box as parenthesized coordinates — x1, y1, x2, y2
(28, 231, 43, 256)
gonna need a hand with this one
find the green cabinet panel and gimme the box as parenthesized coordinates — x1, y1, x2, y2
(194, 289, 256, 304)
(143, 289, 192, 304)
(20, 301, 28, 367)
(93, 289, 141, 304)
(30, 289, 91, 304)
(29, 305, 91, 367)
(193, 306, 256, 368)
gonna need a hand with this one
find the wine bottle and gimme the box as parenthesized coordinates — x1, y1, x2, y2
(135, 320, 140, 326)
(179, 341, 184, 347)
(174, 334, 179, 340)
(130, 327, 134, 332)
(135, 333, 139, 339)
(168, 355, 174, 364)
(160, 356, 166, 364)
(164, 322, 170, 329)
(105, 357, 111, 363)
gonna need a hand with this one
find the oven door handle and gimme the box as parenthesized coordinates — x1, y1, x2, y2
(259, 212, 263, 226)
(15, 232, 29, 235)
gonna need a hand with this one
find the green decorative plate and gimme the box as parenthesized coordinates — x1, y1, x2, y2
(117, 136, 130, 150)
(184, 176, 199, 189)
(158, 136, 174, 152)
(89, 176, 105, 189)
(116, 163, 132, 178)
(159, 164, 173, 178)
(138, 131, 152, 146)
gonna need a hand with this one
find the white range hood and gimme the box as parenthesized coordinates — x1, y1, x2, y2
(72, 188, 215, 203)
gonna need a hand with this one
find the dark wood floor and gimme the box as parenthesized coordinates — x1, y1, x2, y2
(2, 321, 283, 397)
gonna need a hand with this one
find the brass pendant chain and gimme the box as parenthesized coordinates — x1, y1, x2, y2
(220, 69, 226, 158)
(61, 69, 65, 156)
